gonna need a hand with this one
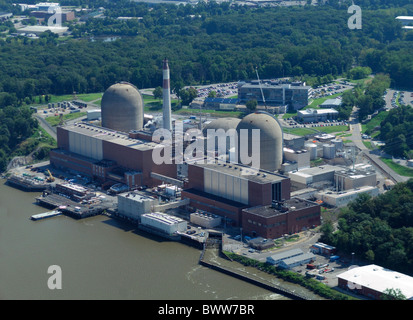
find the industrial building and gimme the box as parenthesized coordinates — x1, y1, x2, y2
(182, 161, 291, 227)
(140, 212, 187, 237)
(296, 108, 339, 123)
(190, 211, 222, 228)
(238, 80, 312, 110)
(117, 192, 158, 221)
(266, 248, 316, 269)
(319, 98, 342, 109)
(316, 186, 379, 207)
(334, 165, 377, 191)
(50, 123, 177, 188)
(241, 198, 321, 239)
(337, 264, 413, 300)
(288, 165, 338, 190)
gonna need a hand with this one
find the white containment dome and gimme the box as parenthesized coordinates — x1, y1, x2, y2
(101, 82, 144, 132)
(236, 112, 283, 172)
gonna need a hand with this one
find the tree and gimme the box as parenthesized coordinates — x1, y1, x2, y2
(246, 99, 257, 111)
(153, 86, 163, 100)
(381, 288, 406, 300)
(179, 87, 197, 106)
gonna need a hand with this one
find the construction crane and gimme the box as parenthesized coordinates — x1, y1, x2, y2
(46, 169, 55, 183)
(255, 66, 267, 110)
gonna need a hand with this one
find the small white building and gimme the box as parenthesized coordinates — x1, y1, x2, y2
(278, 252, 316, 269)
(117, 192, 157, 221)
(316, 186, 379, 207)
(190, 211, 222, 228)
(141, 212, 187, 236)
(266, 248, 304, 265)
(338, 264, 413, 300)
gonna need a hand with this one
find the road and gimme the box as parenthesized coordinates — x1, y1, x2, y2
(348, 106, 409, 184)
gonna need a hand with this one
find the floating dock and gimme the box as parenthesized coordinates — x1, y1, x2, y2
(31, 210, 62, 221)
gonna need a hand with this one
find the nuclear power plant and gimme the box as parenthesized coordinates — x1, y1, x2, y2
(48, 60, 323, 240)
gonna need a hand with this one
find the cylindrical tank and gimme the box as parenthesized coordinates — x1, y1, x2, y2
(331, 138, 343, 151)
(101, 82, 144, 132)
(236, 112, 283, 171)
(305, 143, 318, 160)
(323, 144, 336, 159)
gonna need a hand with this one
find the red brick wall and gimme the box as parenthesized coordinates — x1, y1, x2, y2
(181, 190, 246, 226)
(242, 204, 320, 239)
(56, 127, 70, 150)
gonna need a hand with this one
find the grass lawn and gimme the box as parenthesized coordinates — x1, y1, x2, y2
(45, 112, 87, 126)
(361, 110, 388, 134)
(283, 127, 317, 136)
(49, 92, 103, 104)
(380, 157, 413, 177)
(318, 124, 349, 134)
(304, 91, 347, 110)
(174, 108, 244, 118)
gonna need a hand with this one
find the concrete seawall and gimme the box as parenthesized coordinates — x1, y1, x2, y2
(199, 257, 309, 300)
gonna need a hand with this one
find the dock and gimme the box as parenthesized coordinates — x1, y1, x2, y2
(31, 210, 62, 221)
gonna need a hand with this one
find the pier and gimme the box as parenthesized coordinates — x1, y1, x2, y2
(31, 210, 62, 221)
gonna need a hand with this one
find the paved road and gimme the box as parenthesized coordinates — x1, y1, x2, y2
(348, 106, 409, 184)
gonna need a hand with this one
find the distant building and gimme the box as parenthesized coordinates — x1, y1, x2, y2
(337, 264, 413, 300)
(396, 16, 413, 29)
(203, 98, 240, 110)
(296, 108, 338, 123)
(320, 98, 342, 109)
(30, 10, 75, 23)
(0, 12, 12, 21)
(238, 80, 312, 110)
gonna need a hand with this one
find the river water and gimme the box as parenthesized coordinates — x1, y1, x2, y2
(0, 179, 288, 300)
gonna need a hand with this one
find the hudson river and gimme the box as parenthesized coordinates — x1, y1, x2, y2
(0, 179, 287, 300)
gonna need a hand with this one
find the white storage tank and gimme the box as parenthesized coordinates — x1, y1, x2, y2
(331, 138, 343, 151)
(305, 143, 318, 160)
(323, 144, 336, 159)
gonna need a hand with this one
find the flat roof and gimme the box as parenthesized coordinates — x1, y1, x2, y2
(396, 16, 413, 20)
(337, 264, 413, 299)
(142, 212, 185, 225)
(321, 98, 341, 106)
(62, 123, 158, 152)
(244, 197, 320, 218)
(298, 108, 339, 115)
(268, 248, 303, 261)
(17, 25, 68, 34)
(193, 161, 288, 184)
(289, 165, 338, 177)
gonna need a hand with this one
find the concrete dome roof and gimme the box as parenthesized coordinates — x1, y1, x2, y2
(202, 117, 241, 136)
(101, 82, 144, 132)
(236, 112, 283, 172)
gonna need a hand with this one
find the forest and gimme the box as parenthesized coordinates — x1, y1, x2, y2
(379, 105, 413, 158)
(0, 0, 412, 171)
(320, 179, 413, 275)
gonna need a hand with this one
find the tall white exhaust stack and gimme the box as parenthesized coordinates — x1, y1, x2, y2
(162, 58, 172, 131)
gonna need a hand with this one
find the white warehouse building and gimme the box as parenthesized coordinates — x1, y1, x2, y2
(141, 212, 187, 236)
(117, 192, 158, 221)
